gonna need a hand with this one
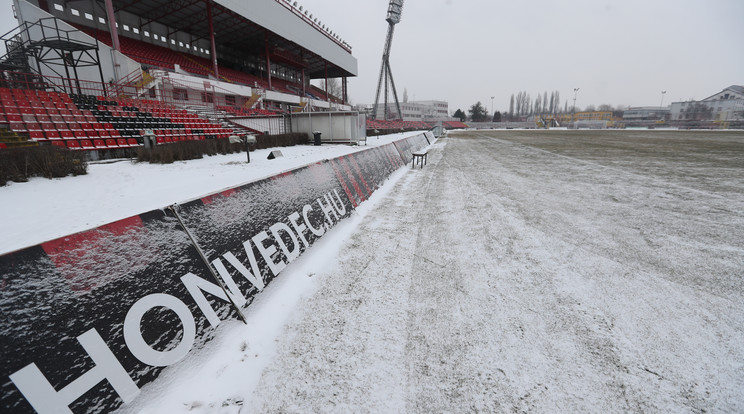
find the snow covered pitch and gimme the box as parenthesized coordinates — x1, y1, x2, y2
(5, 129, 744, 412)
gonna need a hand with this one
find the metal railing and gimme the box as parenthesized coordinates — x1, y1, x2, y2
(273, 0, 352, 53)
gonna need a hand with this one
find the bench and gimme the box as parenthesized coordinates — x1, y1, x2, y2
(411, 149, 429, 168)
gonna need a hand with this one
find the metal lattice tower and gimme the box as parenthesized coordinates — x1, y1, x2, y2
(372, 0, 404, 121)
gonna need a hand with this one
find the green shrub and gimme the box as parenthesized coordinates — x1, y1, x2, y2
(137, 134, 308, 164)
(136, 139, 245, 164)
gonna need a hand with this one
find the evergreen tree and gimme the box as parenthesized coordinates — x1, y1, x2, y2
(468, 101, 488, 122)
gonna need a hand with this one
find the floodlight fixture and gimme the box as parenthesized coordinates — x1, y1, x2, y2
(386, 0, 404, 24)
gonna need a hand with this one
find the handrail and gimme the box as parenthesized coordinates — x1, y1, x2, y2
(8, 17, 97, 49)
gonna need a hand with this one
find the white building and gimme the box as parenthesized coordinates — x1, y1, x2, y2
(623, 106, 670, 121)
(371, 100, 450, 121)
(670, 85, 744, 121)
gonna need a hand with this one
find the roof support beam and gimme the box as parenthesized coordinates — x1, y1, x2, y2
(103, 0, 120, 52)
(103, 0, 120, 80)
(206, 0, 219, 78)
(265, 31, 272, 91)
(342, 77, 347, 105)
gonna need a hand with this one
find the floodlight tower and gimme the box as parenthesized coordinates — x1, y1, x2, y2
(372, 0, 404, 121)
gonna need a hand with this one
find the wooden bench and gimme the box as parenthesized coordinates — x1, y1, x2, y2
(412, 149, 429, 168)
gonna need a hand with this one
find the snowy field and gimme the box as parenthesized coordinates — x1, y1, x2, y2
(4, 129, 744, 412)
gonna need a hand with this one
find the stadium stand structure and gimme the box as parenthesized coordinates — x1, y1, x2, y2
(0, 85, 235, 150)
(0, 0, 361, 153)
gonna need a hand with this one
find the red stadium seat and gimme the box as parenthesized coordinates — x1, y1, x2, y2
(25, 122, 41, 131)
(59, 130, 74, 139)
(28, 131, 45, 140)
(9, 122, 27, 133)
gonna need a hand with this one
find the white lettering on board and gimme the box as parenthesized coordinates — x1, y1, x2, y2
(124, 293, 196, 365)
(10, 328, 139, 414)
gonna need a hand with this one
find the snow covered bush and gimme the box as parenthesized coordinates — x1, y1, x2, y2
(0, 146, 87, 186)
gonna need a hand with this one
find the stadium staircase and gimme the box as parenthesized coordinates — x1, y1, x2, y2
(0, 38, 53, 91)
(132, 71, 156, 92)
(292, 100, 308, 113)
(0, 125, 37, 149)
(243, 93, 262, 110)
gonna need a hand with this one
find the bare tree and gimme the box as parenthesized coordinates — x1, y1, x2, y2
(509, 94, 515, 120)
(515, 92, 523, 116)
(319, 78, 342, 98)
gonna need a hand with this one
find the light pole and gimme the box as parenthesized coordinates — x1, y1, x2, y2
(572, 88, 580, 127)
(490, 96, 494, 119)
(659, 90, 667, 121)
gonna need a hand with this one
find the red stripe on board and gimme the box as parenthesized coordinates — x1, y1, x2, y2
(41, 215, 146, 292)
(270, 171, 293, 180)
(329, 159, 358, 208)
(202, 188, 237, 204)
(345, 154, 373, 197)
(384, 144, 403, 167)
(379, 146, 398, 169)
(337, 157, 366, 202)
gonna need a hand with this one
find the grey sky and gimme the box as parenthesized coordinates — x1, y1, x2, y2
(300, 0, 743, 113)
(1, 0, 741, 114)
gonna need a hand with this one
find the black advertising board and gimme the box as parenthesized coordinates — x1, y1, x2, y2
(0, 211, 214, 414)
(0, 138, 426, 413)
(393, 133, 430, 164)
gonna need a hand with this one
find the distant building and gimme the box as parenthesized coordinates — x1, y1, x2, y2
(371, 100, 450, 121)
(573, 111, 615, 121)
(623, 107, 670, 121)
(670, 85, 744, 121)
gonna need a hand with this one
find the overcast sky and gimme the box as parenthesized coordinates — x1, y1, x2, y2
(299, 0, 744, 113)
(0, 0, 741, 114)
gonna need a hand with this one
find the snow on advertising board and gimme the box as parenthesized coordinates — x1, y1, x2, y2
(0, 135, 428, 413)
(393, 132, 430, 164)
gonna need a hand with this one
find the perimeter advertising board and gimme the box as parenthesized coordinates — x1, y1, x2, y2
(0, 135, 428, 413)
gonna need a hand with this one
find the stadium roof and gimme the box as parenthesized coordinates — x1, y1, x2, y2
(108, 0, 355, 79)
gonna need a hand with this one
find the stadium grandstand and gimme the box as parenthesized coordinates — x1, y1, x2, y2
(0, 0, 387, 153)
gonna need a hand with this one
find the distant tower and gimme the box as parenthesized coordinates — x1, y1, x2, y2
(372, 0, 404, 121)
